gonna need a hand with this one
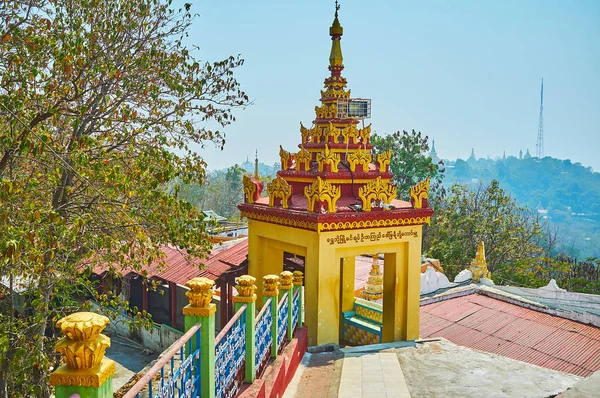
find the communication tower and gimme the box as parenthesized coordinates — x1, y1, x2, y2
(536, 79, 544, 158)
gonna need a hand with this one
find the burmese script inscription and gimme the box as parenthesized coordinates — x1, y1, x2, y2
(326, 230, 418, 245)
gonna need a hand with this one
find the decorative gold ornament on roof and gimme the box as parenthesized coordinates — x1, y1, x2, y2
(469, 241, 491, 282)
(234, 275, 257, 303)
(305, 176, 341, 213)
(358, 124, 371, 145)
(279, 145, 294, 170)
(317, 144, 340, 172)
(347, 148, 372, 172)
(243, 174, 257, 204)
(263, 274, 280, 297)
(321, 87, 351, 100)
(300, 122, 314, 143)
(315, 103, 337, 119)
(340, 124, 358, 144)
(295, 146, 312, 171)
(358, 177, 397, 212)
(376, 149, 392, 172)
(409, 177, 430, 209)
(324, 122, 339, 141)
(329, 1, 344, 66)
(267, 175, 293, 209)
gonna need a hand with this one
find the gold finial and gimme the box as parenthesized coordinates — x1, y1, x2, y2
(469, 241, 491, 282)
(183, 277, 217, 316)
(263, 274, 280, 297)
(329, 1, 343, 66)
(293, 271, 304, 286)
(54, 312, 111, 369)
(233, 275, 257, 303)
(50, 312, 116, 388)
(410, 177, 431, 209)
(280, 271, 294, 290)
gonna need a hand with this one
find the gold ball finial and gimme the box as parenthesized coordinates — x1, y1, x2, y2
(330, 0, 343, 36)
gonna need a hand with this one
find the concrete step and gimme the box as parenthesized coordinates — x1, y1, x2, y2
(338, 352, 411, 398)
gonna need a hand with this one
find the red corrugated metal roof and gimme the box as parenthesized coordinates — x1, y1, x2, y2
(89, 239, 248, 286)
(421, 293, 600, 377)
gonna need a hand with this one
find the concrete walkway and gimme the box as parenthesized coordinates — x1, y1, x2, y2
(283, 339, 583, 397)
(338, 353, 411, 398)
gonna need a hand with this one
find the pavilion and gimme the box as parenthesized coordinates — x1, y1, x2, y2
(238, 4, 432, 346)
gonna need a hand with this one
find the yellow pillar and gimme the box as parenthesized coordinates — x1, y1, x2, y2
(406, 233, 423, 340)
(382, 229, 423, 342)
(340, 256, 356, 313)
(248, 226, 264, 303)
(383, 246, 407, 342)
(306, 242, 340, 346)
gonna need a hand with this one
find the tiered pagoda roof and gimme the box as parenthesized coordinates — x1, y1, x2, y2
(239, 6, 432, 232)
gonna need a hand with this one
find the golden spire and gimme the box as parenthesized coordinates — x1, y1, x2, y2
(469, 241, 491, 282)
(329, 1, 343, 67)
(254, 149, 259, 180)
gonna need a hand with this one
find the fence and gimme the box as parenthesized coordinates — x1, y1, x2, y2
(277, 292, 289, 354)
(50, 272, 304, 398)
(122, 324, 202, 398)
(215, 306, 246, 398)
(254, 298, 273, 378)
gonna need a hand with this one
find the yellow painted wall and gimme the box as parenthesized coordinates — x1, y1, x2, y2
(247, 219, 423, 346)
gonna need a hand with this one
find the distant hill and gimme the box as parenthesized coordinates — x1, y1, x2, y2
(443, 156, 600, 258)
(216, 155, 599, 258)
(239, 159, 279, 178)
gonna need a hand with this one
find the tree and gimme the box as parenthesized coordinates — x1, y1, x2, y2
(425, 180, 543, 275)
(0, 0, 248, 395)
(371, 130, 444, 202)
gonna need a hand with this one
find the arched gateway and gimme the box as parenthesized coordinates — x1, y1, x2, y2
(238, 6, 432, 346)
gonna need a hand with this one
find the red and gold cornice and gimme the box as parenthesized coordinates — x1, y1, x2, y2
(239, 203, 433, 233)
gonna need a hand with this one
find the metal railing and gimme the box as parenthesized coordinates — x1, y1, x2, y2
(254, 298, 273, 378)
(292, 289, 300, 331)
(123, 323, 201, 398)
(277, 293, 289, 353)
(215, 305, 246, 398)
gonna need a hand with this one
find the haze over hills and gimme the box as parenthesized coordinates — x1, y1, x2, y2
(236, 154, 600, 259)
(442, 155, 600, 258)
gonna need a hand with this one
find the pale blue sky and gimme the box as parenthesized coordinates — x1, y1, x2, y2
(183, 0, 600, 171)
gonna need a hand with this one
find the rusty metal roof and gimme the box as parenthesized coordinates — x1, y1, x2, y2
(421, 293, 600, 377)
(90, 239, 248, 285)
